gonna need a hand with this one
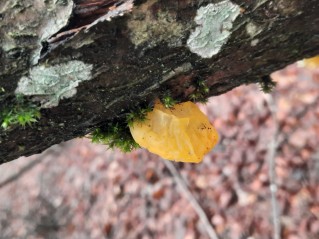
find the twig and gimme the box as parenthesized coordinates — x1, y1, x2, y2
(163, 160, 220, 239)
(264, 94, 281, 239)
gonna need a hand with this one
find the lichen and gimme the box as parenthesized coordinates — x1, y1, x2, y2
(127, 1, 185, 48)
(15, 60, 93, 108)
(276, 0, 302, 16)
(246, 22, 262, 38)
(33, 0, 73, 64)
(246, 21, 262, 47)
(0, 0, 73, 65)
(187, 0, 240, 58)
(251, 39, 259, 47)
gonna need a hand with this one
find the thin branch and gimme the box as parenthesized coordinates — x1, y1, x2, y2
(264, 94, 281, 239)
(163, 159, 220, 239)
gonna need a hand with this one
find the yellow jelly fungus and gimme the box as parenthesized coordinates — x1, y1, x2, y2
(302, 55, 319, 69)
(129, 100, 219, 163)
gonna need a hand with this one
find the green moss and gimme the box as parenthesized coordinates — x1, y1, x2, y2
(0, 95, 41, 130)
(90, 103, 155, 153)
(90, 124, 140, 153)
(258, 75, 277, 93)
(126, 106, 152, 127)
(189, 93, 208, 103)
(189, 79, 210, 103)
(161, 92, 178, 108)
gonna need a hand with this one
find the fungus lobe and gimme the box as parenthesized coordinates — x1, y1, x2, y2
(303, 55, 319, 69)
(129, 100, 219, 163)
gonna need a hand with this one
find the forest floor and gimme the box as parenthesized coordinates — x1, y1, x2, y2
(0, 63, 318, 239)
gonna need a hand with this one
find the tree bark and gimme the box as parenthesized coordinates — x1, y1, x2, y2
(0, 0, 318, 164)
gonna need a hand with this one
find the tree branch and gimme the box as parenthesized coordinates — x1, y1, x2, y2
(1, 0, 319, 163)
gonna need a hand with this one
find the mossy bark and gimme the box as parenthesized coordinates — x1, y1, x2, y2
(1, 0, 319, 164)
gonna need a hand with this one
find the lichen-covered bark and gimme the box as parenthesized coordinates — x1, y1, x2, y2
(1, 0, 319, 164)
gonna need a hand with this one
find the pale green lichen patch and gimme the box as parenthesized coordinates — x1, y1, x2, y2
(33, 0, 73, 63)
(39, 0, 73, 40)
(0, 0, 73, 64)
(246, 21, 262, 46)
(246, 22, 262, 38)
(276, 0, 302, 16)
(15, 60, 93, 108)
(127, 1, 185, 48)
(187, 0, 240, 58)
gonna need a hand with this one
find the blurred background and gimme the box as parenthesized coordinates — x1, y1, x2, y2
(0, 61, 318, 239)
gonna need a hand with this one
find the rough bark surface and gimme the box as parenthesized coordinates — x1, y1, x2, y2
(0, 0, 318, 164)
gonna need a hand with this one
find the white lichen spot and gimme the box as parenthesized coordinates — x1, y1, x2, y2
(127, 0, 185, 48)
(15, 60, 93, 108)
(251, 39, 259, 47)
(32, 0, 74, 64)
(40, 1, 74, 41)
(187, 0, 240, 58)
(246, 22, 262, 38)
